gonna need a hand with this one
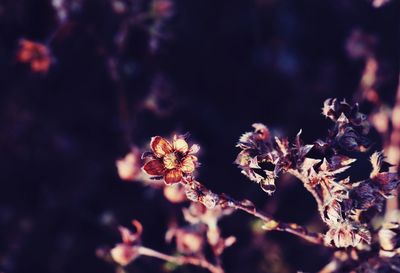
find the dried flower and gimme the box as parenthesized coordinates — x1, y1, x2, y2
(321, 98, 370, 152)
(185, 184, 201, 202)
(235, 124, 313, 194)
(325, 221, 371, 248)
(200, 192, 219, 209)
(142, 135, 199, 184)
(17, 39, 52, 73)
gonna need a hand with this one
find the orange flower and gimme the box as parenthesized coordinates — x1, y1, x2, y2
(17, 39, 51, 73)
(143, 135, 199, 184)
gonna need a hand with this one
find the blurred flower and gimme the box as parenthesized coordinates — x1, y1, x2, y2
(372, 0, 391, 8)
(111, 0, 127, 14)
(183, 180, 221, 209)
(143, 74, 176, 117)
(52, 0, 68, 22)
(116, 147, 142, 181)
(17, 39, 52, 73)
(379, 222, 400, 258)
(143, 135, 199, 184)
(360, 58, 378, 92)
(182, 202, 233, 227)
(52, 0, 82, 23)
(111, 244, 138, 266)
(166, 226, 204, 255)
(163, 183, 187, 203)
(148, 0, 174, 53)
(370, 108, 389, 134)
(110, 220, 142, 266)
(345, 30, 376, 59)
(181, 203, 235, 255)
(151, 0, 174, 19)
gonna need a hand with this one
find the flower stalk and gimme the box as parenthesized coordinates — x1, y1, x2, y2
(137, 246, 224, 273)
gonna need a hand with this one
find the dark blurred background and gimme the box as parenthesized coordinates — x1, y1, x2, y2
(0, 0, 399, 272)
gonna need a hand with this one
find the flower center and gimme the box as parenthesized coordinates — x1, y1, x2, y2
(163, 152, 179, 169)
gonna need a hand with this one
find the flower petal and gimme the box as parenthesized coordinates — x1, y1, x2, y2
(180, 156, 196, 174)
(151, 136, 173, 157)
(173, 138, 189, 153)
(164, 169, 183, 184)
(143, 159, 165, 175)
(110, 244, 138, 266)
(189, 144, 200, 154)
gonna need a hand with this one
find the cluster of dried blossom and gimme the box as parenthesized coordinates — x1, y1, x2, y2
(106, 98, 400, 272)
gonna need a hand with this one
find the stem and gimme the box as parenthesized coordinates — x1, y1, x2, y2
(287, 169, 326, 219)
(229, 197, 326, 246)
(318, 250, 349, 273)
(184, 180, 327, 246)
(137, 246, 224, 273)
(385, 74, 400, 220)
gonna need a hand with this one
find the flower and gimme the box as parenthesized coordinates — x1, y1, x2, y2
(181, 203, 235, 255)
(321, 98, 370, 152)
(182, 202, 233, 228)
(235, 123, 280, 194)
(165, 226, 205, 254)
(17, 39, 52, 73)
(379, 222, 400, 258)
(116, 148, 142, 181)
(163, 183, 187, 203)
(200, 192, 219, 209)
(110, 220, 142, 266)
(110, 244, 139, 266)
(151, 0, 174, 19)
(142, 135, 199, 184)
(235, 124, 313, 195)
(325, 221, 371, 248)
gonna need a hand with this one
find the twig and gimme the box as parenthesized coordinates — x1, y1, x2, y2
(318, 251, 349, 273)
(287, 169, 326, 219)
(385, 74, 400, 220)
(228, 196, 326, 246)
(137, 246, 224, 273)
(184, 179, 327, 246)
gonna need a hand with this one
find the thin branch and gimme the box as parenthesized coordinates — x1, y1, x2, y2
(184, 179, 327, 247)
(137, 246, 224, 273)
(318, 251, 349, 273)
(228, 196, 326, 246)
(287, 169, 326, 219)
(385, 74, 400, 220)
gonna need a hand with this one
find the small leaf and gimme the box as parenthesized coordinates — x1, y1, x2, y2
(370, 151, 384, 178)
(262, 220, 279, 231)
